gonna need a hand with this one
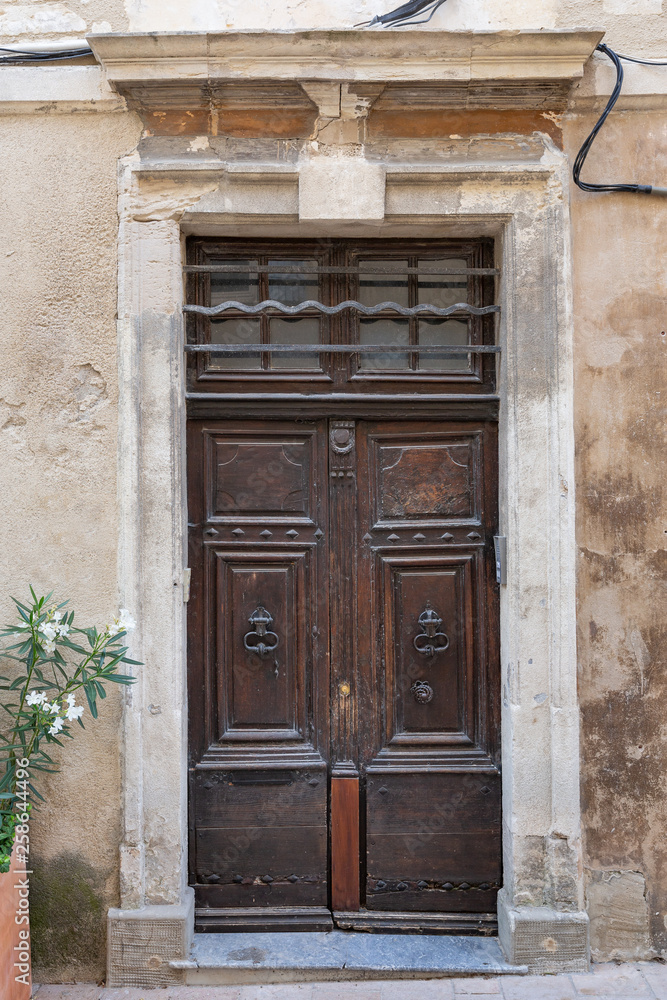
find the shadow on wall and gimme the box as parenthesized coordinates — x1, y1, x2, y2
(30, 852, 113, 983)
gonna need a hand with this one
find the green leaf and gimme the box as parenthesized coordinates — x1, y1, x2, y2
(58, 639, 88, 655)
(83, 685, 98, 720)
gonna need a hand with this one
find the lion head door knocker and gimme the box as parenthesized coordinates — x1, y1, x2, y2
(410, 605, 449, 704)
(243, 606, 279, 658)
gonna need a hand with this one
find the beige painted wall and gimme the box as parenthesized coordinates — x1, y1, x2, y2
(0, 0, 665, 58)
(564, 109, 667, 960)
(0, 109, 142, 981)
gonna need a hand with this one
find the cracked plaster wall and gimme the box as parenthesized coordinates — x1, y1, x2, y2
(563, 108, 667, 960)
(0, 110, 142, 981)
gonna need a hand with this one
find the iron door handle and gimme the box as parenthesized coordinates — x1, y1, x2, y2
(413, 606, 449, 657)
(243, 605, 279, 658)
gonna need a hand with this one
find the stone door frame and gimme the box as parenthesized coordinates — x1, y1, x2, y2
(108, 138, 588, 985)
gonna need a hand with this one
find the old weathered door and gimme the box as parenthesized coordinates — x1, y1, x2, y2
(187, 415, 500, 933)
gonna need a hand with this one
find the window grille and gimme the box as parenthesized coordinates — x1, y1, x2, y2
(183, 243, 499, 386)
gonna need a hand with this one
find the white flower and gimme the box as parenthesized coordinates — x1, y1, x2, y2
(118, 609, 136, 633)
(39, 622, 57, 641)
(43, 638, 56, 655)
(65, 702, 84, 722)
(107, 608, 136, 637)
(52, 611, 64, 622)
(46, 701, 60, 715)
(56, 622, 70, 638)
(26, 690, 47, 707)
(48, 717, 64, 735)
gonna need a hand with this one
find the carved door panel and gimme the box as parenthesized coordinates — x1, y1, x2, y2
(188, 416, 500, 933)
(353, 421, 501, 930)
(187, 419, 332, 932)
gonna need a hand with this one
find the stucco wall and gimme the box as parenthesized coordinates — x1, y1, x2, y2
(0, 109, 142, 981)
(0, 0, 665, 57)
(564, 109, 667, 961)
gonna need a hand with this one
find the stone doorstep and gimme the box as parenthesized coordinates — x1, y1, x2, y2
(181, 932, 527, 985)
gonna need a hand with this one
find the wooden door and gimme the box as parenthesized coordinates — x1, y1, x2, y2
(188, 416, 500, 933)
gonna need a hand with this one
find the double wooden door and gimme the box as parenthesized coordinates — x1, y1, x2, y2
(188, 415, 500, 933)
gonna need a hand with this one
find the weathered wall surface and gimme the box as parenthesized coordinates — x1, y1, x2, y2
(0, 0, 665, 58)
(0, 109, 142, 981)
(564, 109, 667, 961)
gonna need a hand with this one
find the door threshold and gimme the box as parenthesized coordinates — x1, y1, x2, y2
(177, 930, 527, 985)
(334, 910, 497, 934)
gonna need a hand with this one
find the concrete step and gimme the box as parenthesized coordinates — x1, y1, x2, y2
(177, 932, 527, 985)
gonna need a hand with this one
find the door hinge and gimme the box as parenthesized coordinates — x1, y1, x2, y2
(183, 568, 192, 603)
(493, 536, 507, 585)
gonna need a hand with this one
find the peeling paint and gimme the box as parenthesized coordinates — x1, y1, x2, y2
(0, 4, 86, 36)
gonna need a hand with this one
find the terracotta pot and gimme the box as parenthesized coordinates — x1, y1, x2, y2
(0, 841, 31, 1000)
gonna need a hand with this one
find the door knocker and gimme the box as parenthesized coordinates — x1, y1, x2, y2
(413, 606, 449, 657)
(243, 606, 279, 658)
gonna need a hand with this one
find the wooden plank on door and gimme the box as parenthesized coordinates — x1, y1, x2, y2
(331, 776, 360, 912)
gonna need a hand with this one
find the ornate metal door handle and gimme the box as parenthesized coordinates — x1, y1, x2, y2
(243, 605, 279, 658)
(413, 606, 449, 657)
(411, 680, 434, 704)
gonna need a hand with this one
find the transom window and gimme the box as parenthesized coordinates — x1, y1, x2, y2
(185, 238, 498, 395)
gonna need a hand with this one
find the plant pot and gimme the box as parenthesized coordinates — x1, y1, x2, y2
(0, 842, 31, 999)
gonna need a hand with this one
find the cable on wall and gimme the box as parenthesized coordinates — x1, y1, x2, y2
(573, 43, 667, 195)
(356, 0, 449, 28)
(0, 43, 93, 63)
(359, 3, 667, 197)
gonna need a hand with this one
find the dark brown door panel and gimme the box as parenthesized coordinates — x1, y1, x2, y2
(188, 393, 499, 931)
(203, 422, 322, 525)
(380, 553, 476, 745)
(367, 427, 483, 528)
(214, 550, 309, 741)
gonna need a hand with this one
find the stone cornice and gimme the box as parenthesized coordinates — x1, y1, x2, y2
(89, 29, 603, 104)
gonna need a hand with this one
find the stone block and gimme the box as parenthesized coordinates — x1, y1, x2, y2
(571, 962, 653, 996)
(298, 157, 385, 221)
(498, 897, 589, 974)
(500, 974, 576, 999)
(587, 871, 653, 962)
(639, 961, 667, 996)
(106, 891, 194, 989)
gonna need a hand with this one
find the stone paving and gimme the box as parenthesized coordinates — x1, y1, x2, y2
(31, 963, 667, 1000)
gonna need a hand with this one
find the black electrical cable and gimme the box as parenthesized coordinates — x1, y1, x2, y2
(0, 46, 92, 64)
(359, 3, 667, 196)
(356, 0, 448, 28)
(573, 43, 667, 195)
